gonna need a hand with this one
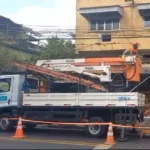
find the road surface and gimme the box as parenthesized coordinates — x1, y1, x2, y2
(0, 127, 109, 149)
(0, 117, 150, 149)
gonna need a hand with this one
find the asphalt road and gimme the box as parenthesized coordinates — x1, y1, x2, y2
(0, 127, 108, 149)
(110, 117, 150, 149)
(0, 117, 150, 149)
(110, 135, 150, 149)
(0, 127, 149, 149)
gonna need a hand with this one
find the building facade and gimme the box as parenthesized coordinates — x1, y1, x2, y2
(76, 0, 150, 57)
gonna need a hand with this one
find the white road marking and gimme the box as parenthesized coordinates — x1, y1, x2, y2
(93, 145, 112, 149)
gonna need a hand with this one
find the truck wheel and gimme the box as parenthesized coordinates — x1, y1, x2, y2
(0, 113, 14, 131)
(86, 117, 108, 138)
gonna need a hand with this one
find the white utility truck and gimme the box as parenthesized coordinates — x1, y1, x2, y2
(0, 56, 146, 138)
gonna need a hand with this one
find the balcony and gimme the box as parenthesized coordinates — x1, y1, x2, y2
(79, 5, 123, 19)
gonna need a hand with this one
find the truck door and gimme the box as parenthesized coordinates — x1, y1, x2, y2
(0, 77, 13, 107)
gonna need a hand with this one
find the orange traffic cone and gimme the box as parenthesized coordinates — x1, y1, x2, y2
(12, 117, 25, 138)
(104, 123, 115, 145)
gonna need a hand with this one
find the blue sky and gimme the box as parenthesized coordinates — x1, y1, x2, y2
(0, 0, 55, 13)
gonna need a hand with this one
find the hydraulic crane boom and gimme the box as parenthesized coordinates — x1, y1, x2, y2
(14, 62, 106, 91)
(35, 63, 112, 82)
(36, 56, 142, 82)
(13, 55, 141, 92)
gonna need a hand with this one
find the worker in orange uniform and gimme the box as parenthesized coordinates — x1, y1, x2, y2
(122, 42, 140, 57)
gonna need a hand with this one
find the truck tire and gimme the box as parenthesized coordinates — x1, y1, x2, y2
(0, 113, 14, 131)
(86, 117, 108, 138)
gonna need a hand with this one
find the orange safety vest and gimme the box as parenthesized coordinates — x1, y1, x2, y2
(129, 47, 137, 53)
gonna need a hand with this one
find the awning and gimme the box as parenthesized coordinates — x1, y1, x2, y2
(79, 5, 123, 19)
(137, 3, 150, 16)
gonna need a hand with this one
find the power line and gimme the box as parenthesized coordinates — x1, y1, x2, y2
(0, 30, 149, 38)
(0, 28, 150, 37)
(0, 23, 148, 30)
(4, 24, 148, 28)
(0, 35, 150, 41)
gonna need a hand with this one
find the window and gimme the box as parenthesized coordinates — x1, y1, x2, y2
(101, 34, 111, 42)
(90, 18, 120, 31)
(97, 20, 104, 30)
(91, 20, 97, 30)
(105, 20, 112, 30)
(113, 19, 120, 30)
(144, 16, 150, 28)
(0, 78, 11, 93)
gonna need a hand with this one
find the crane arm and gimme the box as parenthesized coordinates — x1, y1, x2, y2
(36, 56, 142, 82)
(14, 61, 106, 92)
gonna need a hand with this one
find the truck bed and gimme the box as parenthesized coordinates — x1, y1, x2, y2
(22, 92, 145, 107)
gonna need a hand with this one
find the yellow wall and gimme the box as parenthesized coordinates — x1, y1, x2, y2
(76, 0, 150, 55)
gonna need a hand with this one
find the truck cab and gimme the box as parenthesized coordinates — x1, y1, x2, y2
(0, 75, 23, 107)
(0, 74, 38, 131)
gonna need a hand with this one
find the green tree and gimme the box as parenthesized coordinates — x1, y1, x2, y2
(35, 38, 76, 60)
(0, 45, 25, 73)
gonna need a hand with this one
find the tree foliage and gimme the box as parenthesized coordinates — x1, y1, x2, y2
(0, 45, 23, 73)
(35, 38, 76, 60)
(0, 38, 76, 73)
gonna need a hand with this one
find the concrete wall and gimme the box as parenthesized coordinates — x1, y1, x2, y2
(76, 0, 150, 56)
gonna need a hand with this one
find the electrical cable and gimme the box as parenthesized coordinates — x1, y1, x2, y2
(0, 23, 146, 28)
(129, 75, 150, 92)
(123, 62, 137, 81)
(0, 24, 150, 33)
(1, 35, 150, 41)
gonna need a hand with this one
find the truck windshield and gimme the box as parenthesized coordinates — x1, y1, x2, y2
(0, 78, 11, 93)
